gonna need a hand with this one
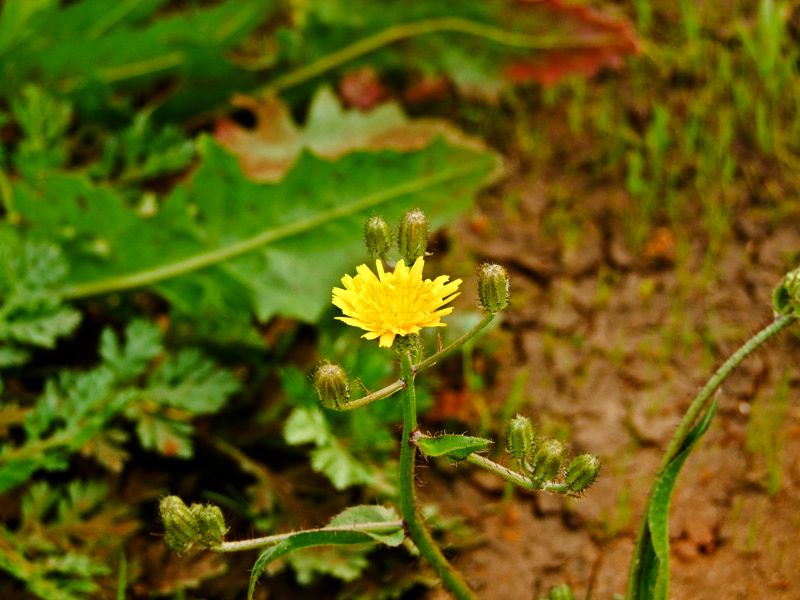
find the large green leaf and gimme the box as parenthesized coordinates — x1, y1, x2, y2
(248, 505, 403, 599)
(634, 400, 717, 600)
(11, 101, 499, 323)
(0, 0, 267, 104)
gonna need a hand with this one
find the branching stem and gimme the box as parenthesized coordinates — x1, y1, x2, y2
(399, 351, 478, 600)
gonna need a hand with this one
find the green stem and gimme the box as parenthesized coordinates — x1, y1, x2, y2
(464, 454, 570, 495)
(334, 314, 496, 412)
(626, 312, 795, 600)
(261, 17, 619, 97)
(212, 521, 404, 553)
(414, 313, 495, 373)
(399, 351, 478, 600)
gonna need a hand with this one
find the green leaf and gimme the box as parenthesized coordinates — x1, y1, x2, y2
(636, 400, 717, 600)
(310, 444, 373, 490)
(247, 505, 403, 599)
(284, 407, 332, 446)
(416, 433, 491, 461)
(145, 349, 241, 414)
(0, 239, 81, 366)
(13, 110, 498, 323)
(99, 320, 162, 380)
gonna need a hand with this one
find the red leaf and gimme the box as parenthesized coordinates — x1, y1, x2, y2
(503, 0, 643, 87)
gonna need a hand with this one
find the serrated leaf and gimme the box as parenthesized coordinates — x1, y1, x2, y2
(310, 444, 373, 490)
(146, 349, 240, 414)
(416, 433, 491, 461)
(134, 412, 194, 458)
(248, 505, 403, 599)
(284, 407, 332, 446)
(99, 320, 163, 381)
(0, 241, 81, 361)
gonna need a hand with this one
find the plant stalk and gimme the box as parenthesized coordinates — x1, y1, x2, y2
(626, 312, 795, 599)
(399, 351, 478, 600)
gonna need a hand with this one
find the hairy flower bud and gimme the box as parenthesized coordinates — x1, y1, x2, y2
(477, 263, 510, 313)
(159, 495, 199, 553)
(565, 454, 601, 493)
(547, 584, 576, 600)
(364, 215, 392, 256)
(398, 208, 429, 264)
(314, 361, 351, 409)
(773, 266, 800, 315)
(190, 503, 227, 547)
(505, 414, 536, 463)
(531, 439, 565, 482)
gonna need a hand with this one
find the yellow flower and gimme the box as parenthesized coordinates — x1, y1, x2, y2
(332, 257, 462, 348)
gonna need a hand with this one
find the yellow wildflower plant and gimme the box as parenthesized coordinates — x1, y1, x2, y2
(332, 257, 462, 348)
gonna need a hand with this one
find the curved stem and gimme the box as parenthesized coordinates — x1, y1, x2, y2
(414, 313, 495, 373)
(212, 520, 403, 553)
(399, 351, 478, 600)
(626, 312, 796, 599)
(262, 17, 623, 97)
(464, 454, 571, 495)
(333, 314, 496, 412)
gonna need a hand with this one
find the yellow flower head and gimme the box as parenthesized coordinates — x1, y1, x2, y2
(332, 257, 462, 348)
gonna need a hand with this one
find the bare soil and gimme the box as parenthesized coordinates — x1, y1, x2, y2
(414, 166, 800, 599)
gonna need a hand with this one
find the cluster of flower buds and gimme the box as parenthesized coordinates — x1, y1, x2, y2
(505, 414, 600, 493)
(159, 495, 227, 553)
(364, 209, 430, 264)
(773, 266, 800, 315)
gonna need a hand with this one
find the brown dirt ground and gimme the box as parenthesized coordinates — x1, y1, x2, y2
(413, 168, 800, 599)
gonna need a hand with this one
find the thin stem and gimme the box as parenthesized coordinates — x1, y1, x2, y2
(333, 314, 496, 412)
(212, 521, 403, 553)
(261, 17, 627, 97)
(335, 379, 406, 411)
(464, 454, 571, 495)
(398, 351, 478, 600)
(626, 312, 795, 600)
(414, 313, 495, 373)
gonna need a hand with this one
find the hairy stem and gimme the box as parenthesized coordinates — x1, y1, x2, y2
(399, 351, 478, 600)
(335, 315, 495, 411)
(212, 521, 404, 553)
(414, 313, 495, 373)
(626, 312, 796, 599)
(465, 454, 570, 495)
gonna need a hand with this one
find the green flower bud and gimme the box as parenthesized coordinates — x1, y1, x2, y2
(190, 503, 227, 547)
(364, 215, 392, 256)
(505, 414, 536, 464)
(477, 263, 510, 313)
(159, 495, 199, 553)
(548, 584, 575, 600)
(398, 208, 429, 264)
(531, 439, 565, 482)
(773, 266, 800, 315)
(314, 361, 351, 409)
(565, 454, 601, 493)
